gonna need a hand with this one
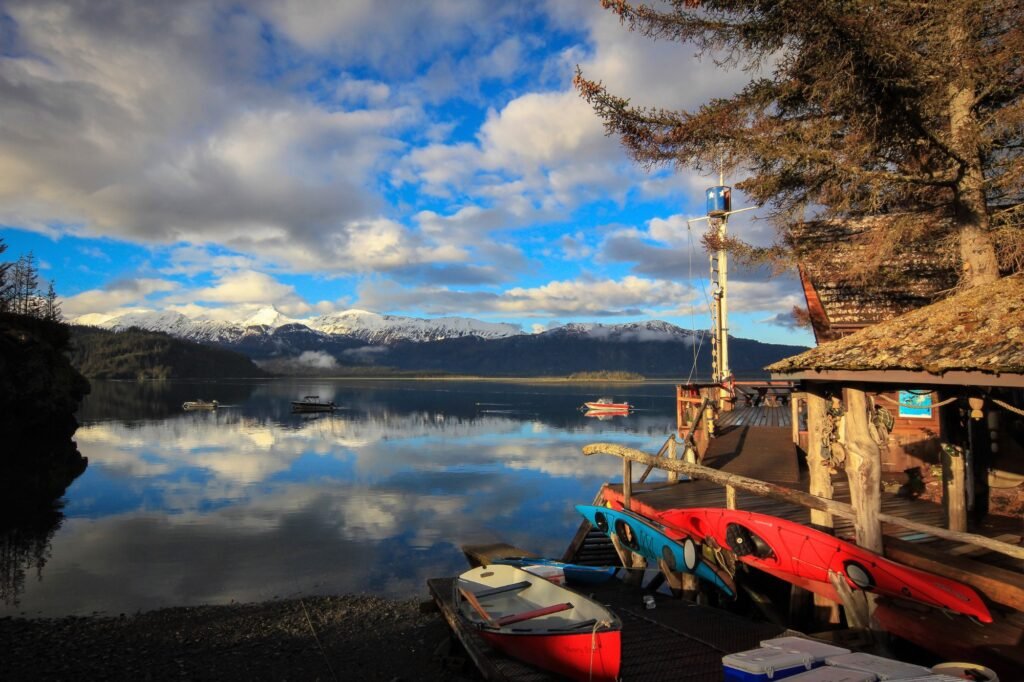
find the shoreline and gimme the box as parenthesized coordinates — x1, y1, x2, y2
(2, 594, 476, 681)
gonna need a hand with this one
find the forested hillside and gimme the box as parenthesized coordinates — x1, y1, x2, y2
(69, 326, 268, 380)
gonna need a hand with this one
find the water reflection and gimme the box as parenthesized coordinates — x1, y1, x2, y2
(0, 438, 87, 607)
(3, 379, 679, 617)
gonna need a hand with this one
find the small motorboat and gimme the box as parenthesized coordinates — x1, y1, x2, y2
(582, 396, 631, 412)
(290, 395, 336, 412)
(455, 564, 621, 682)
(489, 557, 618, 586)
(183, 400, 218, 410)
(583, 409, 629, 420)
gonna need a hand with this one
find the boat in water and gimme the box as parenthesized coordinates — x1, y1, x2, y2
(182, 400, 218, 410)
(581, 397, 631, 412)
(455, 564, 621, 682)
(290, 395, 336, 412)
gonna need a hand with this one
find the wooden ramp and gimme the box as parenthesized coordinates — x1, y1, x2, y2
(428, 576, 793, 682)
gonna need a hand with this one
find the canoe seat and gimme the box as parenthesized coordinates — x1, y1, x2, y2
(496, 602, 573, 627)
(474, 580, 531, 600)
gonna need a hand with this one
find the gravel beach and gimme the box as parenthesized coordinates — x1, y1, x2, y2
(2, 595, 480, 681)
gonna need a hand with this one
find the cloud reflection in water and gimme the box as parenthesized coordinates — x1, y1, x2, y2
(4, 380, 677, 616)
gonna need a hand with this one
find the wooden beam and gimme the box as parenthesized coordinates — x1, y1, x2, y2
(843, 387, 883, 554)
(666, 438, 679, 484)
(725, 485, 737, 510)
(943, 444, 968, 532)
(581, 443, 1024, 561)
(790, 393, 802, 445)
(622, 458, 632, 511)
(806, 389, 834, 529)
(883, 536, 1024, 611)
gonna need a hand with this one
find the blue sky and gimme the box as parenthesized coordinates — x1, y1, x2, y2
(0, 0, 812, 346)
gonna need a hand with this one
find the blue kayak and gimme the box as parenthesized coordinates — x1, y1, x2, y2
(490, 557, 619, 586)
(575, 504, 734, 597)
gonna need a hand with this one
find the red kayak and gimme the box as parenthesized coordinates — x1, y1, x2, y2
(656, 507, 993, 623)
(456, 564, 621, 682)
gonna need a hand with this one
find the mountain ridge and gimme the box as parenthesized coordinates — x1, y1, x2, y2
(72, 308, 807, 377)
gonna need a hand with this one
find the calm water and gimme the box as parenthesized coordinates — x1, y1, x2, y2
(3, 379, 680, 617)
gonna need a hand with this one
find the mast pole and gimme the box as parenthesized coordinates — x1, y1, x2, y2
(717, 167, 729, 389)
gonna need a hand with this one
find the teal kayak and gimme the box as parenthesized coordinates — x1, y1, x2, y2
(575, 504, 734, 597)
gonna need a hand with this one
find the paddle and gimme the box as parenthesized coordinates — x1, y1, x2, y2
(458, 587, 497, 627)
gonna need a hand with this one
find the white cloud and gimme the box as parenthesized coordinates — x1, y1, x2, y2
(357, 275, 696, 318)
(188, 270, 297, 305)
(62, 278, 179, 318)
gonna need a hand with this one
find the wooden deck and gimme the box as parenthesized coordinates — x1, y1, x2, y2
(717, 405, 792, 430)
(578, 418, 1024, 615)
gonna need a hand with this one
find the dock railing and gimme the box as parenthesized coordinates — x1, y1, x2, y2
(582, 441, 1024, 563)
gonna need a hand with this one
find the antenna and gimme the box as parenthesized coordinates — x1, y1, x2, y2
(685, 170, 753, 408)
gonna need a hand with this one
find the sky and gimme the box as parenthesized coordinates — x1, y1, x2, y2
(0, 0, 813, 346)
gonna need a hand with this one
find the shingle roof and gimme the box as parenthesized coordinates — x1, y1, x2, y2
(767, 273, 1024, 375)
(788, 216, 958, 337)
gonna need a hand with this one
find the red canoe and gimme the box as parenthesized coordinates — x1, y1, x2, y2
(656, 507, 993, 623)
(455, 564, 621, 682)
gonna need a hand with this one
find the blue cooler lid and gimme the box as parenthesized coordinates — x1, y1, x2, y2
(724, 648, 815, 678)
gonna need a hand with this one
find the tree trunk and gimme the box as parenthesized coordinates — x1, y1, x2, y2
(948, 9, 1000, 287)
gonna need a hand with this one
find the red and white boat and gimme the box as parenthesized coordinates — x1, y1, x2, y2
(582, 396, 631, 412)
(455, 564, 621, 682)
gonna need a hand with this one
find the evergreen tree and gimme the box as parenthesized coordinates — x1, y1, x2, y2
(576, 0, 1023, 287)
(11, 253, 41, 317)
(43, 280, 62, 323)
(0, 238, 11, 313)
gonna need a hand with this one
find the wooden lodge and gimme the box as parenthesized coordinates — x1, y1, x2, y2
(567, 273, 1023, 677)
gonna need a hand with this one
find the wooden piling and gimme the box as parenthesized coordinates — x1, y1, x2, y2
(842, 387, 883, 554)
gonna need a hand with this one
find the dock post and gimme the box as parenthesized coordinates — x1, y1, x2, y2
(805, 388, 834, 530)
(943, 442, 969, 532)
(666, 438, 679, 484)
(843, 386, 883, 554)
(622, 458, 632, 510)
(842, 386, 883, 626)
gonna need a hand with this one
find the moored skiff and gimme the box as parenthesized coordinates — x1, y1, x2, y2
(455, 564, 621, 682)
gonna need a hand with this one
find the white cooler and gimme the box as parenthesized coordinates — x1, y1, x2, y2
(825, 652, 932, 680)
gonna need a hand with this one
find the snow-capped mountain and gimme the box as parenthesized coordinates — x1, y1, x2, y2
(543, 320, 700, 342)
(306, 310, 521, 344)
(70, 307, 808, 376)
(96, 310, 246, 344)
(74, 307, 523, 346)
